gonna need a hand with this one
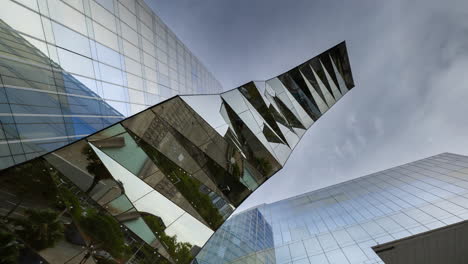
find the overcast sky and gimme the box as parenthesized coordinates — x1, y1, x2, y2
(145, 0, 468, 212)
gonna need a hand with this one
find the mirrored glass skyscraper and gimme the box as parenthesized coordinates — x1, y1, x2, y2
(0, 0, 222, 169)
(197, 153, 468, 264)
(0, 41, 355, 263)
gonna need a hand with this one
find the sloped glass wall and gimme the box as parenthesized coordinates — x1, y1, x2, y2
(0, 42, 354, 263)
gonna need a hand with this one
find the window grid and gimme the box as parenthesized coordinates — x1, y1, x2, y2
(197, 153, 468, 264)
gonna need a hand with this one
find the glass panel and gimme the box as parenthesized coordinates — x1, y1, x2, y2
(57, 47, 95, 78)
(125, 56, 142, 76)
(0, 1, 44, 40)
(121, 22, 138, 46)
(45, 140, 113, 196)
(275, 245, 291, 264)
(48, 0, 87, 35)
(4, 88, 61, 115)
(95, 0, 114, 13)
(91, 0, 116, 33)
(293, 258, 311, 264)
(289, 241, 307, 261)
(89, 143, 153, 201)
(96, 42, 122, 69)
(326, 249, 350, 264)
(181, 94, 226, 131)
(221, 89, 249, 113)
(342, 245, 368, 263)
(123, 217, 158, 245)
(332, 229, 354, 247)
(99, 64, 124, 86)
(165, 213, 214, 248)
(93, 22, 118, 51)
(152, 98, 213, 145)
(52, 22, 91, 57)
(133, 190, 184, 225)
(308, 254, 328, 264)
(119, 3, 137, 29)
(105, 194, 133, 215)
(318, 233, 338, 251)
(90, 126, 154, 175)
(123, 39, 140, 61)
(303, 237, 323, 256)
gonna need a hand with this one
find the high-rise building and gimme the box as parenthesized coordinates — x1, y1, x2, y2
(0, 42, 354, 263)
(0, 0, 222, 169)
(195, 207, 276, 264)
(197, 153, 468, 264)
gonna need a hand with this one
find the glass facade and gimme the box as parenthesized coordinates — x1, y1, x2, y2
(0, 0, 223, 169)
(0, 42, 354, 263)
(197, 152, 468, 264)
(195, 207, 276, 264)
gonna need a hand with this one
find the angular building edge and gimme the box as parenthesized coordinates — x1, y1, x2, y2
(0, 41, 354, 264)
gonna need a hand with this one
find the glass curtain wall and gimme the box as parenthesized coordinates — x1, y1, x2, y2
(197, 153, 468, 264)
(0, 0, 223, 169)
(0, 42, 354, 263)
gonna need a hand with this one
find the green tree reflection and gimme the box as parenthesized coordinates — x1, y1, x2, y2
(82, 145, 113, 194)
(143, 214, 193, 264)
(15, 209, 64, 251)
(0, 229, 22, 264)
(128, 131, 224, 229)
(79, 209, 130, 259)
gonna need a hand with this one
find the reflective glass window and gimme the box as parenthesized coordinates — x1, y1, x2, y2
(96, 42, 122, 69)
(93, 22, 119, 51)
(48, 0, 87, 35)
(57, 47, 95, 78)
(91, 0, 117, 32)
(1, 1, 44, 40)
(52, 22, 91, 57)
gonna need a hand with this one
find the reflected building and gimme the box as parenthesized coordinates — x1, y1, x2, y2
(196, 153, 468, 264)
(0, 42, 354, 263)
(0, 18, 124, 168)
(0, 0, 222, 169)
(199, 184, 235, 219)
(198, 207, 276, 264)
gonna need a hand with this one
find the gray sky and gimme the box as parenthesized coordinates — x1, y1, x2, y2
(145, 0, 468, 212)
